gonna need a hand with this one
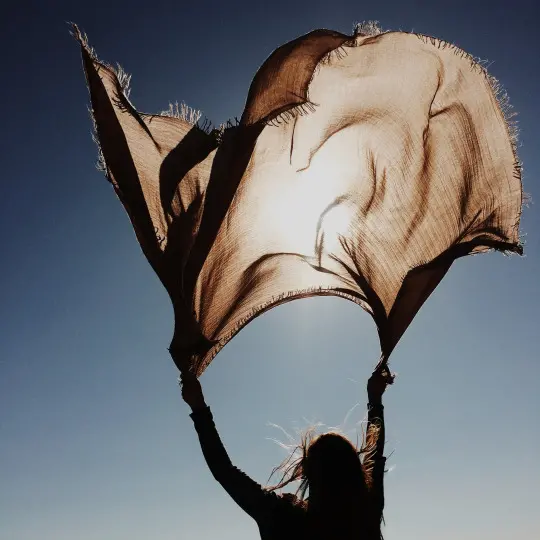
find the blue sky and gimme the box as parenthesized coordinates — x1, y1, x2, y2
(1, 1, 539, 539)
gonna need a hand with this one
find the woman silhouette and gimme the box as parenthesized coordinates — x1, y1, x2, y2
(181, 366, 392, 539)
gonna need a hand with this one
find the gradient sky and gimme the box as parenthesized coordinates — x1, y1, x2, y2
(1, 1, 539, 539)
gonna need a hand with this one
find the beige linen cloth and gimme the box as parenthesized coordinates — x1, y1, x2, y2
(74, 23, 522, 375)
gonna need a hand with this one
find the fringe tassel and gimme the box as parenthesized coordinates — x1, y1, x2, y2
(353, 20, 384, 37)
(71, 21, 228, 171)
(267, 101, 318, 127)
(160, 101, 203, 125)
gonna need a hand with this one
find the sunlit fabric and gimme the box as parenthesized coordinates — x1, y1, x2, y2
(74, 23, 522, 375)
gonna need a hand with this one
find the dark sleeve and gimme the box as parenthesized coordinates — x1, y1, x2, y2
(190, 406, 280, 521)
(367, 401, 386, 523)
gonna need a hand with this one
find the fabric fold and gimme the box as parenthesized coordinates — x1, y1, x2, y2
(75, 23, 522, 375)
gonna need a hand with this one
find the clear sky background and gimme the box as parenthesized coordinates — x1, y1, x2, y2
(1, 1, 539, 539)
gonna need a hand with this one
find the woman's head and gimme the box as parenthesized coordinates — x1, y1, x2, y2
(303, 432, 367, 497)
(267, 426, 378, 502)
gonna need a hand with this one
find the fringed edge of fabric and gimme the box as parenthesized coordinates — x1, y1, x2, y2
(265, 23, 384, 126)
(70, 23, 110, 177)
(265, 20, 521, 175)
(414, 32, 525, 246)
(192, 232, 525, 375)
(193, 286, 370, 375)
(267, 21, 525, 252)
(70, 23, 231, 176)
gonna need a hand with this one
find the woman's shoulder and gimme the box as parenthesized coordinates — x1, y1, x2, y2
(278, 493, 308, 512)
(268, 493, 307, 533)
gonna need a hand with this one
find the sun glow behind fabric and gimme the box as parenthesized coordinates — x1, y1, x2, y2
(1, 2, 539, 540)
(77, 20, 521, 376)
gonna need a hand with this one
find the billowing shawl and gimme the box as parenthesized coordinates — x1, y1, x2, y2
(74, 23, 522, 374)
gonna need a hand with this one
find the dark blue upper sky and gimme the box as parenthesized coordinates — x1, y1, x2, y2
(2, 2, 539, 539)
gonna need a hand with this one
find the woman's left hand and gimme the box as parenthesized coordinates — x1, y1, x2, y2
(367, 365, 395, 403)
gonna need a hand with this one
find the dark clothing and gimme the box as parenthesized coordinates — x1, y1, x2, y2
(190, 403, 386, 539)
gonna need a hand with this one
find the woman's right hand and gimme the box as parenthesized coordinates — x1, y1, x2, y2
(179, 371, 207, 411)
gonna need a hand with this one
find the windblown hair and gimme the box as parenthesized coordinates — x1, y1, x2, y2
(266, 420, 384, 539)
(266, 420, 381, 498)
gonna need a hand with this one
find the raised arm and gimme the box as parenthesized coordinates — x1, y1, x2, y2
(180, 372, 279, 522)
(366, 366, 393, 524)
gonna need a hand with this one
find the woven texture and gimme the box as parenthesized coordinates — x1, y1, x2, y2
(75, 24, 522, 374)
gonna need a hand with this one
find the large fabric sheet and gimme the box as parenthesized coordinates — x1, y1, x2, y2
(74, 23, 522, 375)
